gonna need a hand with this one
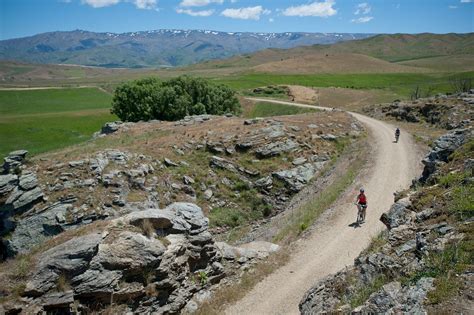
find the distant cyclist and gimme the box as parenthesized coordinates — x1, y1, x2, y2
(395, 128, 400, 143)
(355, 188, 368, 223)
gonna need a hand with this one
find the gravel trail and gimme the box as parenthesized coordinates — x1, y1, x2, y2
(225, 98, 422, 315)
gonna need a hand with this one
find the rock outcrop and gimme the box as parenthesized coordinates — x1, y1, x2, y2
(419, 127, 472, 183)
(364, 92, 474, 130)
(300, 128, 473, 314)
(3, 202, 278, 314)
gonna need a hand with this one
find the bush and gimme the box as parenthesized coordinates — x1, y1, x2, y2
(111, 76, 241, 122)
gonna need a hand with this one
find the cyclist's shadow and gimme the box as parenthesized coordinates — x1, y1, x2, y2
(348, 222, 362, 228)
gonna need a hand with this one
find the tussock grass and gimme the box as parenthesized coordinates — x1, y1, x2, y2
(274, 138, 366, 243)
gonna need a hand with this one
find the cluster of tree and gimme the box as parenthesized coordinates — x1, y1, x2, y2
(111, 76, 241, 122)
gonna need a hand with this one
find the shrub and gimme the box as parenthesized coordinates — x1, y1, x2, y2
(111, 76, 241, 122)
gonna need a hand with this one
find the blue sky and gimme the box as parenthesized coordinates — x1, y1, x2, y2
(1, 0, 473, 40)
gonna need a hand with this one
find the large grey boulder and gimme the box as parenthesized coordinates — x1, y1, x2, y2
(9, 186, 43, 211)
(2, 150, 28, 173)
(25, 233, 103, 296)
(19, 172, 38, 190)
(0, 173, 18, 196)
(256, 139, 299, 158)
(273, 162, 326, 192)
(380, 198, 413, 230)
(92, 231, 165, 272)
(420, 128, 471, 183)
(5, 202, 72, 255)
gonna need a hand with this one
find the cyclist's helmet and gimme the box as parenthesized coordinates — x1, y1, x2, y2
(360, 188, 365, 193)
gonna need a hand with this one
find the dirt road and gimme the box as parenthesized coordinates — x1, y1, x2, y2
(225, 98, 422, 315)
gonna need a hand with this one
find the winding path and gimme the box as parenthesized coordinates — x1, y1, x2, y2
(225, 98, 422, 315)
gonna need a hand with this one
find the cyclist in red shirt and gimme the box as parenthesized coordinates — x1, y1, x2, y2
(356, 188, 368, 223)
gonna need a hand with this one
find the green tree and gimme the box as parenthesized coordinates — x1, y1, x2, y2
(111, 75, 241, 122)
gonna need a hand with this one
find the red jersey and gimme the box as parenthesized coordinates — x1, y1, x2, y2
(358, 193, 367, 204)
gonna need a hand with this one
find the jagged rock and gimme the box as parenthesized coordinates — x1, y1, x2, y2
(380, 198, 412, 230)
(256, 139, 299, 158)
(68, 160, 86, 168)
(292, 157, 307, 166)
(395, 239, 416, 256)
(89, 154, 109, 175)
(206, 142, 225, 154)
(182, 185, 196, 197)
(321, 134, 338, 141)
(5, 202, 73, 256)
(125, 203, 208, 236)
(25, 233, 103, 296)
(354, 278, 434, 314)
(420, 128, 471, 183)
(203, 189, 213, 200)
(183, 175, 195, 185)
(209, 156, 236, 172)
(255, 176, 273, 189)
(41, 290, 74, 310)
(2, 150, 28, 173)
(244, 118, 262, 125)
(6, 186, 44, 211)
(107, 150, 128, 164)
(101, 121, 122, 135)
(415, 208, 436, 222)
(18, 172, 38, 190)
(92, 231, 165, 272)
(175, 115, 211, 126)
(273, 162, 325, 192)
(164, 158, 178, 167)
(0, 173, 18, 196)
(72, 269, 122, 298)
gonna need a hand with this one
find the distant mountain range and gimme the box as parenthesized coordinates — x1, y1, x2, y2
(0, 30, 373, 68)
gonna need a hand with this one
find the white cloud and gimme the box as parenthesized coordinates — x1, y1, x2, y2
(269, 17, 274, 22)
(82, 0, 157, 9)
(282, 0, 337, 17)
(133, 0, 157, 9)
(221, 6, 270, 20)
(82, 0, 120, 8)
(176, 8, 214, 16)
(354, 2, 371, 15)
(179, 0, 223, 7)
(449, 5, 458, 8)
(351, 16, 373, 23)
(461, 0, 473, 3)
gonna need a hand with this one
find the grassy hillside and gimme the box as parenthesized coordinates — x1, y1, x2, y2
(310, 33, 474, 62)
(187, 33, 474, 72)
(250, 53, 430, 74)
(0, 87, 115, 157)
(397, 54, 474, 72)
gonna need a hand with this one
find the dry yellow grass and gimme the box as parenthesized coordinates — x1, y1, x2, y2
(252, 53, 431, 74)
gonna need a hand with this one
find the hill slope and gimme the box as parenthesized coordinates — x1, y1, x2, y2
(251, 53, 430, 74)
(0, 30, 372, 68)
(192, 33, 474, 72)
(312, 33, 474, 62)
